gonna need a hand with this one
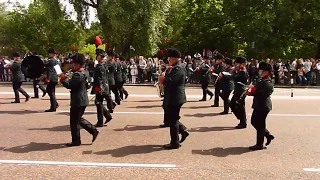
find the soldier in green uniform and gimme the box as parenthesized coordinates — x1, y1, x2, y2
(211, 53, 225, 107)
(44, 48, 59, 112)
(196, 56, 213, 101)
(114, 54, 123, 103)
(218, 58, 234, 114)
(162, 48, 189, 150)
(59, 53, 99, 147)
(93, 49, 112, 127)
(247, 62, 275, 150)
(9, 52, 30, 103)
(119, 56, 129, 100)
(230, 57, 248, 129)
(106, 50, 121, 106)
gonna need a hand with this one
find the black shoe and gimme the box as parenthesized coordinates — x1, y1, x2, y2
(94, 124, 103, 128)
(163, 144, 180, 150)
(25, 96, 30, 102)
(66, 142, 81, 147)
(45, 109, 56, 112)
(209, 95, 213, 100)
(42, 91, 46, 97)
(180, 130, 189, 143)
(219, 111, 228, 115)
(199, 99, 206, 101)
(266, 135, 275, 146)
(211, 104, 219, 107)
(104, 118, 112, 124)
(249, 145, 264, 151)
(235, 124, 247, 129)
(159, 124, 169, 128)
(56, 104, 59, 109)
(11, 101, 20, 103)
(92, 130, 99, 143)
(125, 94, 129, 99)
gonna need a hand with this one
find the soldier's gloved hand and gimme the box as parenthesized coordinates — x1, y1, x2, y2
(95, 86, 102, 93)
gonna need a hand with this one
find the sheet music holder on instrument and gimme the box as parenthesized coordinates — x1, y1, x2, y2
(54, 64, 63, 75)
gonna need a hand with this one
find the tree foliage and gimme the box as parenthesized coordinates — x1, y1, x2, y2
(0, 0, 84, 56)
(1, 0, 320, 59)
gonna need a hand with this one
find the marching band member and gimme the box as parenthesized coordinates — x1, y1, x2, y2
(44, 48, 59, 112)
(114, 53, 123, 103)
(59, 53, 99, 147)
(93, 49, 112, 127)
(106, 50, 121, 107)
(230, 57, 248, 129)
(119, 56, 129, 100)
(9, 52, 30, 103)
(196, 56, 213, 101)
(247, 62, 275, 150)
(211, 53, 225, 107)
(218, 58, 234, 115)
(162, 48, 189, 149)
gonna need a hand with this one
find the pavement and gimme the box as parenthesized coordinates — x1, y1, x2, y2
(0, 85, 319, 179)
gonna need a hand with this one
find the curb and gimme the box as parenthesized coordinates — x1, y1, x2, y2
(0, 82, 319, 89)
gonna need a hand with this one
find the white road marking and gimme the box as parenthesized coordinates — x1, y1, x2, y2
(0, 92, 320, 100)
(248, 114, 320, 117)
(0, 160, 176, 168)
(57, 110, 164, 115)
(303, 168, 320, 172)
(56, 111, 320, 117)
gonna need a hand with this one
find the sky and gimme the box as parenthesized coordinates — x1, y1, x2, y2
(0, 0, 97, 26)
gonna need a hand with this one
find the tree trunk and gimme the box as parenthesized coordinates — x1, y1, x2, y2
(316, 42, 320, 59)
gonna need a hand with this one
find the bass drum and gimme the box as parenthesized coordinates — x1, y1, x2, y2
(21, 55, 44, 79)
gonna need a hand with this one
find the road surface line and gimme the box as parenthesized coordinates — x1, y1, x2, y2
(57, 110, 164, 115)
(57, 111, 320, 117)
(248, 114, 320, 117)
(1, 92, 320, 99)
(303, 168, 320, 172)
(0, 160, 176, 168)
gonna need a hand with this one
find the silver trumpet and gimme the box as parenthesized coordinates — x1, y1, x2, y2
(4, 60, 13, 68)
(235, 82, 252, 104)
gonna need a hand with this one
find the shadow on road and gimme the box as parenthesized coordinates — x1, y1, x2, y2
(2, 142, 66, 153)
(192, 147, 252, 157)
(183, 105, 212, 109)
(189, 126, 237, 132)
(184, 112, 221, 118)
(128, 105, 161, 109)
(28, 125, 70, 132)
(0, 110, 43, 115)
(83, 145, 164, 157)
(127, 100, 161, 103)
(113, 125, 160, 132)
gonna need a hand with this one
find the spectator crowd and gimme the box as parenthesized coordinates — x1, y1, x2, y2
(1, 54, 320, 86)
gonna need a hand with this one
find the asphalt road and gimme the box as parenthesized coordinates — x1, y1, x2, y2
(0, 85, 319, 179)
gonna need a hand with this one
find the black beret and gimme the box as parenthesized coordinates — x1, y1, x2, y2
(258, 62, 272, 72)
(165, 48, 181, 58)
(71, 53, 86, 65)
(235, 57, 247, 64)
(12, 52, 20, 57)
(203, 55, 209, 60)
(214, 53, 224, 60)
(224, 58, 233, 65)
(106, 50, 115, 57)
(48, 48, 57, 54)
(96, 48, 105, 57)
(119, 56, 126, 61)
